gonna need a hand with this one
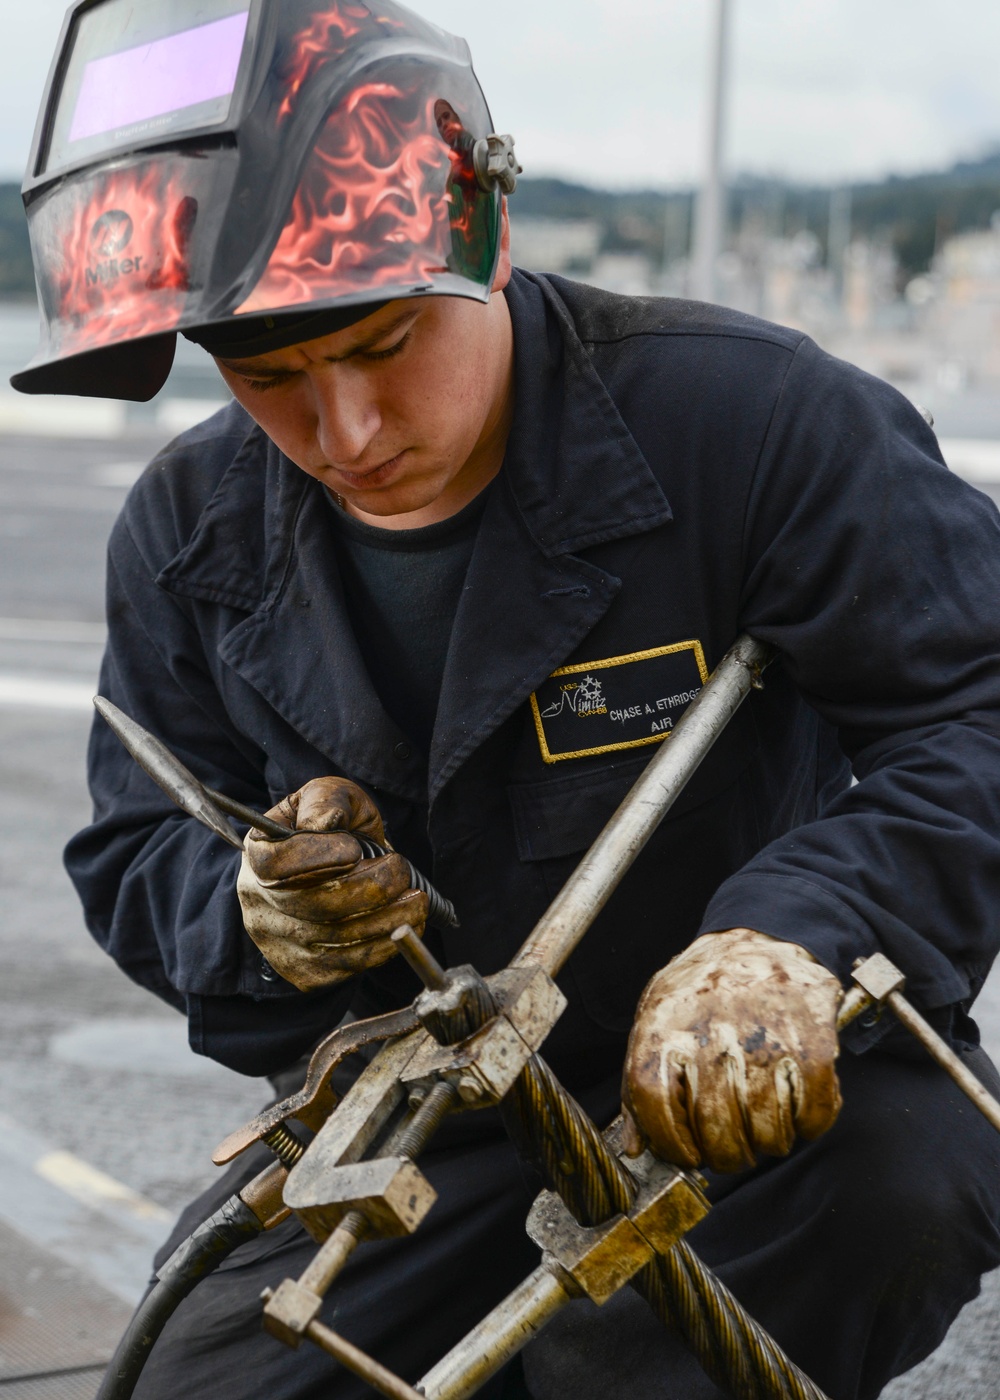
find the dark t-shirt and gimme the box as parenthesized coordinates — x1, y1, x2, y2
(326, 486, 491, 755)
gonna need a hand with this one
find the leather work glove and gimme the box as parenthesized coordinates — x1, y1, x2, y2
(622, 929, 844, 1174)
(237, 777, 428, 991)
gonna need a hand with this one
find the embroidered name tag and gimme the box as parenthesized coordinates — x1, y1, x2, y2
(529, 641, 709, 764)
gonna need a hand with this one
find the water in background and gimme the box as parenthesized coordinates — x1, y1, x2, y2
(0, 299, 229, 411)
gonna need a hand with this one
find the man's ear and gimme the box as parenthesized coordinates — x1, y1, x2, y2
(491, 197, 512, 293)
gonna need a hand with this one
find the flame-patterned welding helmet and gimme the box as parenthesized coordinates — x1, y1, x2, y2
(12, 0, 519, 400)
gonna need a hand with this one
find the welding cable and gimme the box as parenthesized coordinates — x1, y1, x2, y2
(96, 1195, 264, 1400)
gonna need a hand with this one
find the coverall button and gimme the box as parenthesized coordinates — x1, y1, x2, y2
(394, 742, 412, 760)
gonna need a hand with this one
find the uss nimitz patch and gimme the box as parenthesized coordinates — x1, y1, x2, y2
(529, 640, 709, 764)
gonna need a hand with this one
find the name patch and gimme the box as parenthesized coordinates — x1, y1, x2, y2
(530, 640, 709, 764)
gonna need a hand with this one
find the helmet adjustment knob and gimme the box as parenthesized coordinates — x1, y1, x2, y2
(472, 133, 522, 195)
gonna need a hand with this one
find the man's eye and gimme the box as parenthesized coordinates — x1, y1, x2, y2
(240, 375, 288, 392)
(362, 330, 412, 362)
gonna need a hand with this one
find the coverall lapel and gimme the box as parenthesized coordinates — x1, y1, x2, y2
(160, 428, 427, 803)
(156, 272, 671, 809)
(428, 272, 672, 804)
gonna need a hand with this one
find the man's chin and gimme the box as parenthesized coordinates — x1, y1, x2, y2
(339, 473, 455, 524)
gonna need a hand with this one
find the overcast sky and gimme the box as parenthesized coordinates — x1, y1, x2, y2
(4, 0, 999, 189)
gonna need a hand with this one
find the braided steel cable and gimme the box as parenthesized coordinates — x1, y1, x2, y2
(503, 1053, 829, 1400)
(502, 1052, 631, 1224)
(413, 964, 828, 1400)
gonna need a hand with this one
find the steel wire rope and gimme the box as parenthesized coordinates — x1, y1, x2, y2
(416, 970, 828, 1400)
(502, 1052, 828, 1400)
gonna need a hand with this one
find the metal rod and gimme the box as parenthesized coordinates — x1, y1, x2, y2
(305, 1318, 426, 1400)
(886, 991, 1000, 1136)
(95, 696, 459, 929)
(295, 1081, 458, 1300)
(392, 924, 449, 990)
(417, 1264, 572, 1400)
(94, 696, 245, 850)
(391, 1080, 458, 1158)
(838, 964, 1000, 1135)
(299, 1212, 367, 1296)
(204, 785, 296, 841)
(512, 635, 772, 978)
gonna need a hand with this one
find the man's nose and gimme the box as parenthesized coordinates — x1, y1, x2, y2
(311, 368, 381, 465)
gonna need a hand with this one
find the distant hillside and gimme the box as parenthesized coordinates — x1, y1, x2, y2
(515, 150, 1000, 285)
(731, 149, 1000, 282)
(1, 148, 998, 300)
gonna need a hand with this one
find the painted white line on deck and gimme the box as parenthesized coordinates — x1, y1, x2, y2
(0, 674, 95, 710)
(90, 461, 145, 488)
(940, 439, 1000, 483)
(0, 392, 126, 438)
(0, 617, 106, 643)
(156, 398, 226, 435)
(36, 1150, 172, 1226)
(0, 393, 227, 440)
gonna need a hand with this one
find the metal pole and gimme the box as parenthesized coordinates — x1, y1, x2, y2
(827, 187, 852, 306)
(513, 635, 771, 979)
(691, 0, 732, 303)
(417, 1265, 572, 1400)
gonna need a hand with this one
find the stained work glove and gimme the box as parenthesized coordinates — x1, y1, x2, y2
(622, 929, 844, 1174)
(237, 777, 428, 991)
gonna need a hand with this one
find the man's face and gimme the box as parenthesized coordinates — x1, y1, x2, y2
(214, 218, 513, 525)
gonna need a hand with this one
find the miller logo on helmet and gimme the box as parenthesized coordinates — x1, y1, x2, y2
(90, 210, 134, 259)
(12, 0, 520, 401)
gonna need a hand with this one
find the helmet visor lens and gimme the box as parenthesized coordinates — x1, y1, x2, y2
(43, 0, 251, 177)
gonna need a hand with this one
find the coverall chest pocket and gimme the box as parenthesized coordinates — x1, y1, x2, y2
(506, 730, 761, 1032)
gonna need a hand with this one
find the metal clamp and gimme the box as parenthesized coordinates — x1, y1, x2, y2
(526, 1153, 709, 1306)
(473, 133, 521, 194)
(841, 953, 1000, 1137)
(401, 965, 567, 1106)
(284, 1155, 437, 1240)
(262, 1283, 424, 1399)
(837, 951, 907, 1030)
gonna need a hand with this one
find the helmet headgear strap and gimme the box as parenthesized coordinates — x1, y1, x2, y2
(183, 302, 390, 361)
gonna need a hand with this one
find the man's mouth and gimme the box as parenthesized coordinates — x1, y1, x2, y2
(334, 450, 407, 489)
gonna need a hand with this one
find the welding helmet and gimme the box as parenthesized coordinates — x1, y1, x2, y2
(12, 0, 519, 400)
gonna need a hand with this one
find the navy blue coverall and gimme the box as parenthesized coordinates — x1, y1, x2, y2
(67, 271, 1000, 1398)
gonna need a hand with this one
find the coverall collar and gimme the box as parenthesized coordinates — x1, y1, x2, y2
(500, 270, 672, 555)
(427, 270, 673, 802)
(156, 270, 672, 803)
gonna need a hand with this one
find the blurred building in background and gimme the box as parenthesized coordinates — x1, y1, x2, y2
(504, 152, 1000, 410)
(2, 151, 1000, 411)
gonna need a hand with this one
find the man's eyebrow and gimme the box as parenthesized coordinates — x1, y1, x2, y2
(216, 358, 289, 376)
(217, 308, 419, 375)
(324, 307, 420, 362)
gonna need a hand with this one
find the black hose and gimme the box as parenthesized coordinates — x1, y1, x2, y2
(96, 1195, 264, 1400)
